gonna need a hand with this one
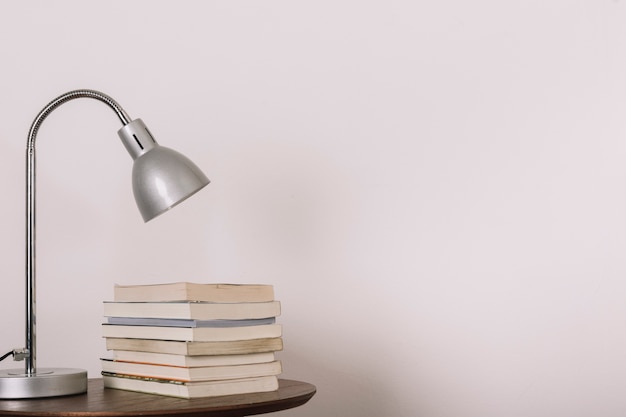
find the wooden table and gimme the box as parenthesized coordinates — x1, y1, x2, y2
(0, 379, 316, 417)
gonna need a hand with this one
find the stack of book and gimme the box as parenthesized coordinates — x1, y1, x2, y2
(101, 282, 283, 398)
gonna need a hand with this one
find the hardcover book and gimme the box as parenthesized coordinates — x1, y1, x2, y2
(105, 337, 284, 356)
(113, 283, 274, 303)
(102, 373, 279, 398)
(103, 300, 281, 320)
(100, 358, 282, 382)
(106, 317, 276, 328)
(102, 323, 282, 342)
(108, 350, 275, 367)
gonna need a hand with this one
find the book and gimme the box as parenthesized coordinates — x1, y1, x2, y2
(102, 373, 279, 398)
(113, 283, 274, 303)
(102, 324, 282, 342)
(105, 337, 284, 356)
(108, 350, 275, 367)
(106, 317, 276, 328)
(103, 300, 281, 320)
(100, 359, 282, 382)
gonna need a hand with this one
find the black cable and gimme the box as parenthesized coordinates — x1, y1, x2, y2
(0, 351, 13, 362)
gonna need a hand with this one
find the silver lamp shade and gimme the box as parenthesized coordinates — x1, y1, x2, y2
(118, 119, 210, 222)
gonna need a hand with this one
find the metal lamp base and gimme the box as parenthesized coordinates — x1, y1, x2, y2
(0, 368, 87, 399)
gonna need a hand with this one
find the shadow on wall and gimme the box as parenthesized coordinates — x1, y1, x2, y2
(279, 337, 392, 417)
(211, 136, 359, 279)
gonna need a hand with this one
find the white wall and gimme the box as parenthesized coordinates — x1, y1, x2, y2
(1, 1, 626, 416)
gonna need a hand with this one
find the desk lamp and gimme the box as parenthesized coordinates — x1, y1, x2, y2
(0, 89, 210, 399)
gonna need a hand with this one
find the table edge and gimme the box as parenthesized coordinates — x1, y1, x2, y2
(0, 378, 316, 417)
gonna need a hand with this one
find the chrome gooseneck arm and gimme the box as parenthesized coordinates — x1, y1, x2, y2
(25, 90, 131, 375)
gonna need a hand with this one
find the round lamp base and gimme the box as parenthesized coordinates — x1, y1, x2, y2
(0, 368, 87, 399)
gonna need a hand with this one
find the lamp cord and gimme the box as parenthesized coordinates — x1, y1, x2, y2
(0, 351, 13, 362)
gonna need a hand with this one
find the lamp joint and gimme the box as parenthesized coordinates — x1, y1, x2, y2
(12, 348, 30, 361)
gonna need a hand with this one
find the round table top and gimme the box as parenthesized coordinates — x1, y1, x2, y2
(0, 378, 316, 417)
